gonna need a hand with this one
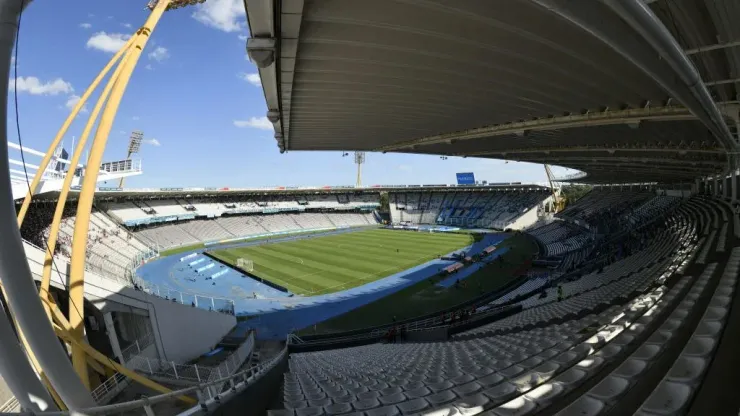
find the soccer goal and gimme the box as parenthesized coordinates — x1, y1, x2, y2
(237, 258, 254, 272)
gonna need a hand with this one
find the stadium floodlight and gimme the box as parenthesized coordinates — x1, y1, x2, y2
(354, 152, 365, 187)
(146, 0, 205, 11)
(119, 131, 144, 188)
(354, 152, 365, 165)
(127, 131, 143, 155)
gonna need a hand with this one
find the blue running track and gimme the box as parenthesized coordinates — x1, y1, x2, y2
(136, 229, 510, 339)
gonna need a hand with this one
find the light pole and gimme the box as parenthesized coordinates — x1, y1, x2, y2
(118, 130, 143, 188)
(354, 152, 365, 187)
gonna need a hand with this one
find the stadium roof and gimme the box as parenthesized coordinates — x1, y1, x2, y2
(23, 183, 550, 202)
(243, 0, 740, 184)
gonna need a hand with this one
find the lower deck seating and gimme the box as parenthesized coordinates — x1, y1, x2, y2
(132, 212, 377, 249)
(267, 195, 736, 416)
(52, 211, 154, 279)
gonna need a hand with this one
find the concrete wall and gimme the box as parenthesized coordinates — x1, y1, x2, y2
(23, 242, 235, 363)
(661, 189, 692, 198)
(146, 294, 235, 362)
(507, 205, 540, 230)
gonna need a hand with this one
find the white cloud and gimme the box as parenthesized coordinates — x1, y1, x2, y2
(145, 64, 154, 71)
(79, 23, 92, 29)
(234, 116, 273, 130)
(10, 76, 73, 96)
(132, 116, 140, 121)
(65, 95, 89, 113)
(143, 138, 161, 147)
(86, 32, 130, 53)
(122, 23, 132, 29)
(238, 72, 261, 87)
(238, 34, 248, 41)
(148, 46, 170, 62)
(398, 164, 412, 172)
(192, 0, 245, 32)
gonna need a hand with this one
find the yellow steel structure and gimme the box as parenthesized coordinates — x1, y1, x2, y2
(13, 0, 206, 406)
(9, 39, 133, 404)
(45, 298, 195, 405)
(544, 164, 565, 213)
(14, 38, 135, 227)
(38, 39, 135, 322)
(66, 0, 171, 388)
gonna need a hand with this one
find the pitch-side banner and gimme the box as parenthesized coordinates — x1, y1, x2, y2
(456, 172, 475, 185)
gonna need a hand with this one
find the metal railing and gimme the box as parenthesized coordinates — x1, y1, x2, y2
(120, 331, 155, 362)
(204, 333, 255, 393)
(90, 372, 130, 405)
(132, 276, 236, 315)
(38, 342, 288, 415)
(290, 302, 517, 347)
(126, 354, 211, 383)
(124, 332, 254, 385)
(0, 396, 20, 413)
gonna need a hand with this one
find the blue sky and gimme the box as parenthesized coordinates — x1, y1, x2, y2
(8, 0, 570, 188)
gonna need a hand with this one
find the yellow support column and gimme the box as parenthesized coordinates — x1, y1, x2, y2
(38, 43, 134, 320)
(66, 0, 171, 389)
(11, 43, 132, 406)
(15, 37, 135, 227)
(46, 300, 195, 405)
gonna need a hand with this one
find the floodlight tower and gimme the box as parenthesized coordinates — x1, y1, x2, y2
(118, 130, 143, 188)
(354, 151, 365, 187)
(146, 0, 206, 10)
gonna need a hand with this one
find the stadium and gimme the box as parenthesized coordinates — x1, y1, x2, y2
(0, 1, 739, 416)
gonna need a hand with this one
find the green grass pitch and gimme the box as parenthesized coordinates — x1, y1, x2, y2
(207, 228, 473, 296)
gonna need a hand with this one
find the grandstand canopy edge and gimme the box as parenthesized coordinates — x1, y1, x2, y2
(244, 0, 740, 184)
(21, 184, 551, 202)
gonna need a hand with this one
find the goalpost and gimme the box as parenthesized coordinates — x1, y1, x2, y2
(237, 258, 254, 273)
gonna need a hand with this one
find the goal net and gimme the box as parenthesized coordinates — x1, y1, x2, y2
(237, 258, 254, 272)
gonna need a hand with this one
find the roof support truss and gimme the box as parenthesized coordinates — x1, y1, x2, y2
(457, 146, 725, 157)
(377, 106, 695, 151)
(533, 0, 737, 160)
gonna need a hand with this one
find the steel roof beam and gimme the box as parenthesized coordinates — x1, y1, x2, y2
(530, 0, 737, 163)
(557, 163, 711, 176)
(454, 146, 725, 157)
(376, 106, 694, 151)
(510, 156, 721, 168)
(244, 0, 285, 152)
(602, 0, 738, 154)
(686, 40, 740, 55)
(705, 77, 740, 87)
(525, 158, 717, 170)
